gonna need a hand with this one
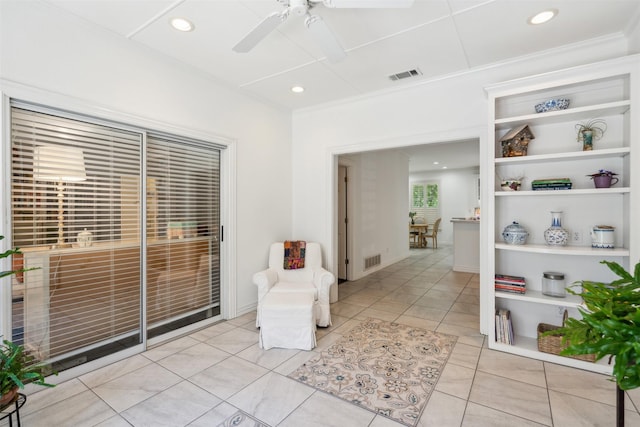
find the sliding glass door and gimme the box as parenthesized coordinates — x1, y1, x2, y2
(9, 103, 222, 371)
(146, 134, 221, 338)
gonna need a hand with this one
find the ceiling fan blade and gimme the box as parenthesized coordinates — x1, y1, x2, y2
(233, 11, 288, 53)
(321, 0, 414, 8)
(305, 14, 346, 63)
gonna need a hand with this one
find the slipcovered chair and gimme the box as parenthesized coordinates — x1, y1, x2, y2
(253, 242, 334, 327)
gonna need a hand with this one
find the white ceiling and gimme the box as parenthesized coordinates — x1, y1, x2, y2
(44, 0, 640, 112)
(35, 1, 638, 172)
(402, 139, 479, 173)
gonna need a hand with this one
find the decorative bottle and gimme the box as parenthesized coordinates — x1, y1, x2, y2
(544, 211, 568, 246)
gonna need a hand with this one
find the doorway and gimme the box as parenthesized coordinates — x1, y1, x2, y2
(332, 137, 481, 282)
(338, 165, 348, 282)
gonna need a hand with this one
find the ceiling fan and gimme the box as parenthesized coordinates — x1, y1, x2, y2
(232, 0, 415, 63)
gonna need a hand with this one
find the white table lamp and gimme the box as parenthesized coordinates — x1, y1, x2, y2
(33, 146, 87, 247)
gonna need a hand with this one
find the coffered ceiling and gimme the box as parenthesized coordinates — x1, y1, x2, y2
(43, 0, 639, 111)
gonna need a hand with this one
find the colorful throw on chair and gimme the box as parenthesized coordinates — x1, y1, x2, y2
(284, 240, 306, 269)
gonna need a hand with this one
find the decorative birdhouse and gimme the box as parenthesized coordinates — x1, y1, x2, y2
(500, 124, 535, 157)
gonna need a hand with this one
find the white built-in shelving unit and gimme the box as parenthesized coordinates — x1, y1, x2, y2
(484, 55, 639, 374)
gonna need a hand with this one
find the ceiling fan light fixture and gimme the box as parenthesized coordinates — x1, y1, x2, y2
(291, 85, 305, 93)
(528, 9, 557, 25)
(291, 0, 310, 16)
(233, 0, 407, 59)
(170, 17, 195, 32)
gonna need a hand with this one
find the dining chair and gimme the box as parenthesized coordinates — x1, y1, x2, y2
(423, 217, 441, 248)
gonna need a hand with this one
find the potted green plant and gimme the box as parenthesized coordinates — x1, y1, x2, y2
(1, 235, 54, 406)
(409, 211, 417, 225)
(0, 340, 55, 405)
(575, 118, 607, 151)
(545, 260, 639, 427)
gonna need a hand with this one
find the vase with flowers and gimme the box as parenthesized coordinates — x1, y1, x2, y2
(409, 211, 417, 225)
(587, 169, 618, 188)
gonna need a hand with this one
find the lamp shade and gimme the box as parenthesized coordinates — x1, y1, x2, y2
(33, 145, 86, 182)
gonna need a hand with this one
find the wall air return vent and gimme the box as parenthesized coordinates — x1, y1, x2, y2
(364, 254, 381, 270)
(388, 68, 422, 81)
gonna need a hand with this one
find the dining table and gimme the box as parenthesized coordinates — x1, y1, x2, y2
(409, 223, 429, 248)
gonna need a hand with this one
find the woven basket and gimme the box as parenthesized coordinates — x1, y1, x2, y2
(537, 310, 596, 362)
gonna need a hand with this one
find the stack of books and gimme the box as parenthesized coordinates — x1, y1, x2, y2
(495, 308, 515, 344)
(495, 274, 526, 294)
(531, 178, 572, 190)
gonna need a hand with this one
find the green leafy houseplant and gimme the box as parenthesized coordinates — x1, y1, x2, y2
(1, 340, 55, 399)
(0, 236, 38, 279)
(546, 260, 639, 426)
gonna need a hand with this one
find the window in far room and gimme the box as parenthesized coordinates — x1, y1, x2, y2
(411, 181, 440, 226)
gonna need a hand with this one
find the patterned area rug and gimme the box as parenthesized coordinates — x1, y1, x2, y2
(216, 410, 269, 427)
(288, 318, 457, 426)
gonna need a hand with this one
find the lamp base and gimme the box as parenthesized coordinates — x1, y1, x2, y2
(51, 241, 71, 250)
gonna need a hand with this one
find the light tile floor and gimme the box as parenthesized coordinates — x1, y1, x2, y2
(12, 246, 640, 426)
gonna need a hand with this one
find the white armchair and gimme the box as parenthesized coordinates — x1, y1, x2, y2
(253, 242, 335, 327)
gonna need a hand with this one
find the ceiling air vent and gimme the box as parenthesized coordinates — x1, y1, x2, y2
(388, 68, 422, 81)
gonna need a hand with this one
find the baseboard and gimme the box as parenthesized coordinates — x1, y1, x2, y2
(235, 302, 258, 319)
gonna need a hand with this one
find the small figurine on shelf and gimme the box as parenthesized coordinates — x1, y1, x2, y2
(500, 124, 534, 157)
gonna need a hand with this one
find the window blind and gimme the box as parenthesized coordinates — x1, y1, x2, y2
(146, 134, 221, 328)
(10, 104, 222, 366)
(11, 106, 143, 360)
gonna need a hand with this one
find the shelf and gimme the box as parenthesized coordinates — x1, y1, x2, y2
(495, 289, 583, 307)
(490, 338, 612, 374)
(495, 187, 630, 196)
(494, 100, 631, 130)
(495, 146, 630, 165)
(487, 57, 636, 375)
(495, 243, 630, 256)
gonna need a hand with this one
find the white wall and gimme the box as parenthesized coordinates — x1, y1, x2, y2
(291, 35, 631, 275)
(339, 150, 409, 280)
(0, 1, 292, 318)
(628, 16, 640, 54)
(410, 168, 480, 245)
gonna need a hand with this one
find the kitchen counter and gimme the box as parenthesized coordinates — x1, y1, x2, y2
(451, 219, 480, 273)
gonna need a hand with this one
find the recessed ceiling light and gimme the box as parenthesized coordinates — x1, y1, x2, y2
(528, 9, 557, 25)
(442, 166, 448, 169)
(170, 17, 194, 32)
(433, 161, 439, 165)
(291, 86, 305, 93)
